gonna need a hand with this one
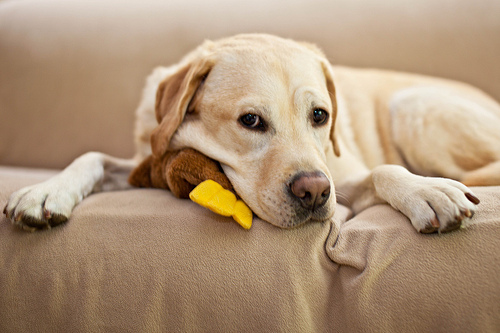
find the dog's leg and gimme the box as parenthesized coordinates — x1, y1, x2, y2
(337, 165, 480, 233)
(461, 161, 500, 186)
(3, 152, 137, 231)
(390, 86, 500, 184)
(349, 85, 500, 233)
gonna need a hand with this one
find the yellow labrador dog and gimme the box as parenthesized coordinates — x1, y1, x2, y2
(4, 34, 500, 233)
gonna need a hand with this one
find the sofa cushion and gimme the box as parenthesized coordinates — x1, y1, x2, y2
(1, 167, 499, 332)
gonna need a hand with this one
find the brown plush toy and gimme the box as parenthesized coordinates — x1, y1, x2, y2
(128, 148, 232, 198)
(128, 148, 253, 229)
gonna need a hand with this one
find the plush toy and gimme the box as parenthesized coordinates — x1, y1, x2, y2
(189, 180, 252, 229)
(128, 148, 253, 229)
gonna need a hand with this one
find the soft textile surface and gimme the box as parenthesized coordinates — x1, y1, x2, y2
(1, 167, 499, 332)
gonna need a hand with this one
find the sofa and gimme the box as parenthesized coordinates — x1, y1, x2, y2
(1, 0, 499, 332)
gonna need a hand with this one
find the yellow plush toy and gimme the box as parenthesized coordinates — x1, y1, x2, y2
(189, 180, 253, 229)
(128, 148, 253, 229)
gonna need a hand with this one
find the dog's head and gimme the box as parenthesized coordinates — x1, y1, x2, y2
(151, 34, 340, 228)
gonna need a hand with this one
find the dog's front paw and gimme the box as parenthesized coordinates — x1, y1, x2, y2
(373, 165, 480, 234)
(400, 178, 479, 234)
(3, 182, 77, 232)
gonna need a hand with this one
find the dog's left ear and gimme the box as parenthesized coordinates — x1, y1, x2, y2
(321, 61, 341, 157)
(151, 58, 213, 158)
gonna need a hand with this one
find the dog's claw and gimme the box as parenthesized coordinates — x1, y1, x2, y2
(465, 193, 480, 205)
(14, 213, 23, 222)
(43, 208, 52, 220)
(419, 216, 441, 234)
(430, 216, 440, 228)
(421, 208, 476, 234)
(463, 209, 473, 218)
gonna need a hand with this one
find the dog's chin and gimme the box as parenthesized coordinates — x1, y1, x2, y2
(259, 205, 336, 229)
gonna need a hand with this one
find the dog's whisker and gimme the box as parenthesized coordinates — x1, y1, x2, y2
(335, 191, 351, 206)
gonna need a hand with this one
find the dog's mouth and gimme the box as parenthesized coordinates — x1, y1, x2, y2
(279, 206, 335, 229)
(266, 214, 335, 229)
(251, 190, 336, 229)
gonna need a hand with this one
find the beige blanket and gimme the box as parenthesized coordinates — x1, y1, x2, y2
(1, 166, 499, 332)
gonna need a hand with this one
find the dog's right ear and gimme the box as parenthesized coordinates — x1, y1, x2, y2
(303, 42, 341, 157)
(151, 57, 213, 158)
(321, 61, 341, 157)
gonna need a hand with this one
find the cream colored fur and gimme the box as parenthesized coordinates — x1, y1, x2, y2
(5, 34, 500, 233)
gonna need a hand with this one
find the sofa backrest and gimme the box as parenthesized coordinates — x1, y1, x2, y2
(1, 0, 499, 169)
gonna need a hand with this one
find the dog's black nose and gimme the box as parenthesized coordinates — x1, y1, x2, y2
(290, 172, 331, 210)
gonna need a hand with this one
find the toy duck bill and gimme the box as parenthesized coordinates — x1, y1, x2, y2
(189, 180, 253, 229)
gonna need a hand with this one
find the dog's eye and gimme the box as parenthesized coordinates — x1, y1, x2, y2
(239, 113, 265, 130)
(312, 109, 329, 126)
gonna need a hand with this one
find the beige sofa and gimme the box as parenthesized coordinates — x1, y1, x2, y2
(1, 0, 499, 332)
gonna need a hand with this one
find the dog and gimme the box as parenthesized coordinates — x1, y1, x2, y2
(4, 34, 500, 233)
